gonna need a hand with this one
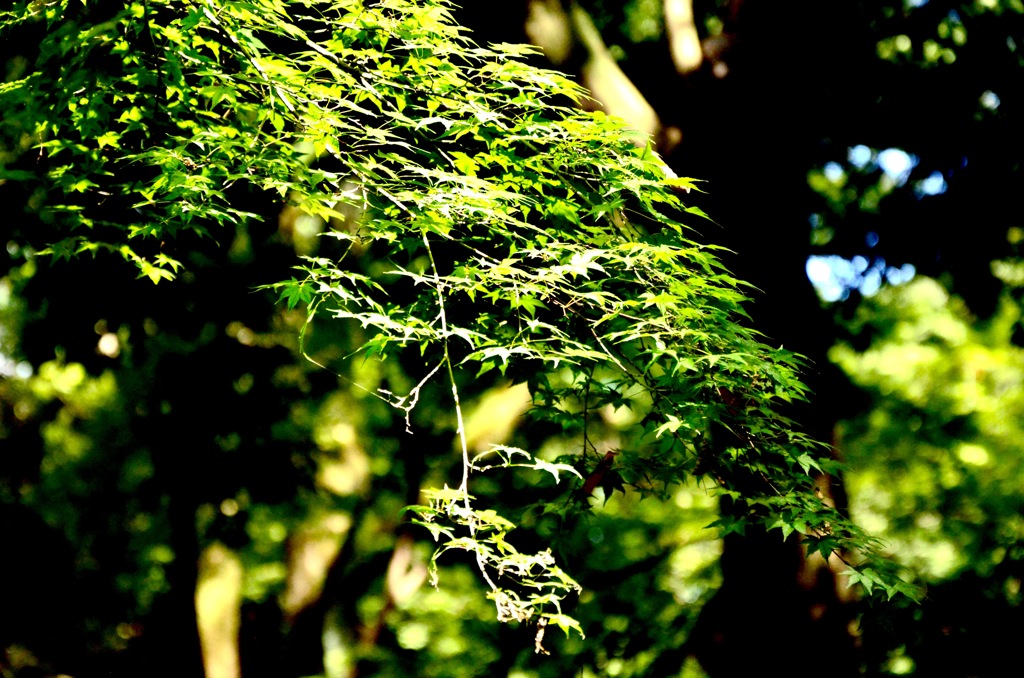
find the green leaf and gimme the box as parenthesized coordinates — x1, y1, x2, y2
(545, 613, 585, 639)
(529, 458, 584, 484)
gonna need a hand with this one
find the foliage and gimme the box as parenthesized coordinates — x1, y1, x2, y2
(830, 254, 1024, 674)
(0, 0, 917, 670)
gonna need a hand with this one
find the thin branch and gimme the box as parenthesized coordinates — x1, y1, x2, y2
(422, 230, 499, 594)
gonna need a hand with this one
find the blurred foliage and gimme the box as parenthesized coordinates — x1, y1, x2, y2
(831, 246, 1024, 675)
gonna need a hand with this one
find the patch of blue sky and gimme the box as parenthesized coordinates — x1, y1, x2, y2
(916, 171, 948, 196)
(806, 254, 916, 302)
(980, 90, 1001, 111)
(823, 161, 845, 182)
(877, 148, 918, 185)
(848, 144, 873, 170)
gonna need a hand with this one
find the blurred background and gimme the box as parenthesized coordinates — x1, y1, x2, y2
(3, 1, 1024, 676)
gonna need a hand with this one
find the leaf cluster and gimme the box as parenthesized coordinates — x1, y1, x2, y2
(0, 0, 918, 645)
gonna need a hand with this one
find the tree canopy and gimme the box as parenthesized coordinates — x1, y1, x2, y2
(5, 0, 1020, 677)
